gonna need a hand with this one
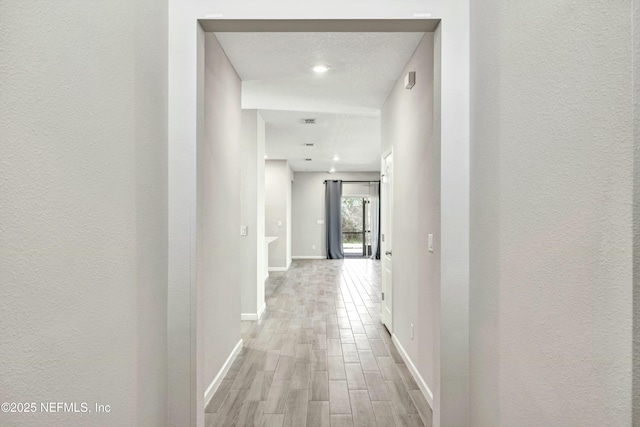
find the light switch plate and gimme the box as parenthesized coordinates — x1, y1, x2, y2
(428, 234, 434, 252)
(277, 221, 282, 227)
(240, 225, 248, 236)
(317, 219, 324, 225)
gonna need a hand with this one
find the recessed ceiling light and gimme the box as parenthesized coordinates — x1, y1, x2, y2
(333, 155, 340, 161)
(329, 167, 336, 174)
(312, 65, 330, 73)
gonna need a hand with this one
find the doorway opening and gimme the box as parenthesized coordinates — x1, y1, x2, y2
(189, 18, 442, 427)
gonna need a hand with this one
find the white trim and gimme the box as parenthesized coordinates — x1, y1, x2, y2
(241, 313, 258, 321)
(240, 303, 267, 321)
(268, 266, 288, 272)
(257, 302, 266, 319)
(291, 256, 325, 260)
(204, 339, 243, 408)
(392, 333, 434, 409)
(381, 145, 393, 159)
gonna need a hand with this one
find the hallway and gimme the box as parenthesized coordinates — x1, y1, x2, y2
(205, 260, 431, 427)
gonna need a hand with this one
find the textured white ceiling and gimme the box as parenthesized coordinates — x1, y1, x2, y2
(214, 32, 425, 171)
(260, 110, 380, 172)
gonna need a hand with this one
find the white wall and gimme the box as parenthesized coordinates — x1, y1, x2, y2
(265, 160, 292, 269)
(0, 1, 168, 426)
(381, 33, 440, 407)
(198, 32, 242, 414)
(292, 172, 380, 258)
(240, 109, 266, 317)
(168, 2, 469, 425)
(286, 165, 293, 266)
(470, 2, 633, 425)
(342, 182, 375, 197)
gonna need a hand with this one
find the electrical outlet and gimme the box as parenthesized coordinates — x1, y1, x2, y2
(410, 323, 414, 340)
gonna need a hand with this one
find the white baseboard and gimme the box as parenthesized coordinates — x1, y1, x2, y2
(257, 302, 266, 319)
(291, 256, 325, 260)
(268, 266, 288, 272)
(392, 333, 434, 409)
(204, 339, 243, 407)
(241, 303, 266, 321)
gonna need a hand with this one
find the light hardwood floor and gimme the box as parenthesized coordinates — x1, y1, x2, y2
(205, 259, 432, 427)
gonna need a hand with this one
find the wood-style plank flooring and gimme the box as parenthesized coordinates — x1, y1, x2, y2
(205, 259, 432, 427)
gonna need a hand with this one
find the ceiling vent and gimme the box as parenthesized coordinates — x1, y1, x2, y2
(304, 143, 315, 147)
(305, 158, 312, 161)
(303, 118, 316, 124)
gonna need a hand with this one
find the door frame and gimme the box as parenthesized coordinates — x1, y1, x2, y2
(168, 15, 472, 427)
(380, 146, 394, 333)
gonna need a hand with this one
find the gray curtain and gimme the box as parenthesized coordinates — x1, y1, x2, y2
(325, 180, 344, 259)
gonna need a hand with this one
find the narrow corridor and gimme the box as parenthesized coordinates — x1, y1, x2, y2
(205, 259, 432, 427)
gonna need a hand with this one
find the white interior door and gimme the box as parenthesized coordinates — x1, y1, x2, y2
(380, 150, 393, 332)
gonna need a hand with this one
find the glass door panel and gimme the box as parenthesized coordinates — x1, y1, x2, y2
(341, 197, 365, 256)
